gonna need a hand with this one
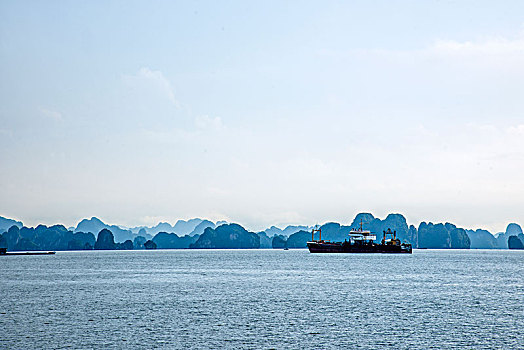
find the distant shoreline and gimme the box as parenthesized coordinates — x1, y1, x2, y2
(2, 213, 524, 252)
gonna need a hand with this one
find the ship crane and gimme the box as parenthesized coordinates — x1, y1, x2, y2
(382, 228, 399, 246)
(311, 225, 322, 242)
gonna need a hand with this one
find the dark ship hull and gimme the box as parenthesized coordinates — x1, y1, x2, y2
(307, 241, 412, 254)
(0, 248, 55, 256)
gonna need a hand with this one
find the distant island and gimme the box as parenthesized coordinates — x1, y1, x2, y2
(1, 213, 523, 252)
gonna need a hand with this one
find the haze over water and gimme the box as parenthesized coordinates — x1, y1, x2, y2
(2, 1, 524, 231)
(1, 249, 522, 349)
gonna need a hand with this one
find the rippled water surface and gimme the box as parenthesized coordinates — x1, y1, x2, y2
(1, 249, 523, 349)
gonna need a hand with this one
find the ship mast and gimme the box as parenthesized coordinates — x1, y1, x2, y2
(350, 219, 375, 242)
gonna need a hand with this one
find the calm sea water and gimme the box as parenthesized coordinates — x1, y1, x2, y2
(1, 249, 523, 349)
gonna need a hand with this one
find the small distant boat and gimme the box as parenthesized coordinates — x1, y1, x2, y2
(0, 247, 56, 256)
(307, 220, 412, 254)
(283, 247, 289, 250)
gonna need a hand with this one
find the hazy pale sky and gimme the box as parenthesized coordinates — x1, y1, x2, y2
(1, 1, 523, 232)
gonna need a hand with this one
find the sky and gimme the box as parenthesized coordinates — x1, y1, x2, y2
(1, 1, 523, 232)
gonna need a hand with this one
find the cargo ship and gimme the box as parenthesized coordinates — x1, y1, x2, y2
(307, 221, 412, 254)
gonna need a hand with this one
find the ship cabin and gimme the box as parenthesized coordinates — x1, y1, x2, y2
(347, 219, 376, 244)
(349, 228, 376, 244)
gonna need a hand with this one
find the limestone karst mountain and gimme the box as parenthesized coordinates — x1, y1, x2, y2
(0, 215, 521, 251)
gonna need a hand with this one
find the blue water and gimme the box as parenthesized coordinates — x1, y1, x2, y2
(1, 249, 523, 349)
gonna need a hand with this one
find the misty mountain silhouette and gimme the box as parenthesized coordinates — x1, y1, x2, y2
(0, 217, 23, 233)
(1, 214, 522, 252)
